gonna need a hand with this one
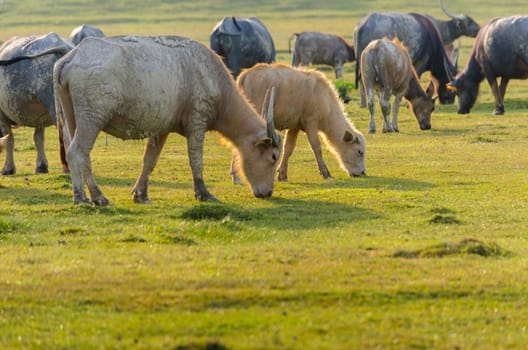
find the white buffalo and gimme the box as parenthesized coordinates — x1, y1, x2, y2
(54, 35, 282, 205)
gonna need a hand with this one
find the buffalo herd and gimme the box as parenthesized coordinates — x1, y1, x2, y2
(0, 3, 527, 204)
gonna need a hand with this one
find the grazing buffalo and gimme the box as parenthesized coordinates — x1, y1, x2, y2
(233, 63, 366, 182)
(361, 38, 436, 133)
(54, 35, 282, 205)
(69, 24, 104, 45)
(354, 12, 457, 107)
(448, 16, 528, 115)
(288, 31, 355, 79)
(0, 32, 73, 175)
(425, 0, 480, 46)
(210, 17, 275, 78)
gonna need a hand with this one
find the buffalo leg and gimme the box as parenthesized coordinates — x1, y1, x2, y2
(360, 81, 367, 108)
(278, 128, 300, 182)
(391, 93, 403, 133)
(488, 76, 508, 115)
(304, 124, 332, 180)
(335, 64, 343, 79)
(380, 90, 395, 133)
(499, 78, 509, 100)
(489, 79, 504, 115)
(0, 115, 15, 175)
(131, 134, 169, 203)
(66, 123, 105, 205)
(187, 128, 217, 201)
(492, 77, 510, 115)
(367, 88, 377, 134)
(33, 127, 49, 174)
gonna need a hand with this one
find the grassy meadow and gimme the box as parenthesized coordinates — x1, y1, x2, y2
(1, 0, 528, 349)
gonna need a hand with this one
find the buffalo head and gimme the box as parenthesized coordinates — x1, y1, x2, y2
(238, 87, 282, 198)
(447, 75, 479, 114)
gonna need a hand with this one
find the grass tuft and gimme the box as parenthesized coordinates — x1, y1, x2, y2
(428, 214, 462, 225)
(174, 341, 229, 350)
(58, 226, 85, 235)
(158, 233, 197, 246)
(119, 234, 147, 243)
(0, 218, 18, 233)
(470, 135, 500, 143)
(393, 238, 511, 258)
(334, 79, 353, 103)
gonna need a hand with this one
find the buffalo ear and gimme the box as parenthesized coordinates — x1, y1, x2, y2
(425, 80, 437, 98)
(446, 81, 459, 94)
(343, 130, 360, 144)
(255, 137, 273, 148)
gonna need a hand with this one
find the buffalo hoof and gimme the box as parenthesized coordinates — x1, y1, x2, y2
(35, 164, 49, 174)
(277, 172, 288, 182)
(1, 168, 16, 176)
(195, 191, 218, 202)
(73, 196, 90, 205)
(92, 196, 111, 206)
(493, 108, 504, 115)
(133, 193, 152, 204)
(368, 129, 376, 134)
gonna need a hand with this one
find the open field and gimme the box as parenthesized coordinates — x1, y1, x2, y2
(1, 1, 528, 349)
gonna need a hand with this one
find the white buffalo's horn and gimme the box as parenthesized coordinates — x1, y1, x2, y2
(439, 0, 464, 20)
(262, 86, 280, 147)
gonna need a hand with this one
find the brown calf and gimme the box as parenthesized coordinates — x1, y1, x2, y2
(360, 38, 436, 133)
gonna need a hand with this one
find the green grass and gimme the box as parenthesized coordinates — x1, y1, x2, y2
(2, 0, 528, 349)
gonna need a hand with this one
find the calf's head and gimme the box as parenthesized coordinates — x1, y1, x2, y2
(409, 81, 436, 130)
(238, 87, 282, 198)
(331, 129, 366, 177)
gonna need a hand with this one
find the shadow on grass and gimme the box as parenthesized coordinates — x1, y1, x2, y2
(180, 198, 381, 231)
(467, 98, 528, 114)
(0, 186, 71, 206)
(291, 175, 436, 192)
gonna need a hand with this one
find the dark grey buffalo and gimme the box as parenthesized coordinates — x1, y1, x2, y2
(288, 31, 355, 79)
(69, 24, 104, 45)
(448, 16, 528, 115)
(354, 12, 457, 107)
(0, 33, 72, 175)
(210, 16, 276, 78)
(425, 0, 480, 46)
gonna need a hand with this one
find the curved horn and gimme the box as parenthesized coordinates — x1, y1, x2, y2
(439, 0, 463, 19)
(443, 55, 456, 82)
(263, 86, 280, 147)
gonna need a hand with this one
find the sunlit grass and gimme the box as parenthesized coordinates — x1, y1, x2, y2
(2, 0, 528, 349)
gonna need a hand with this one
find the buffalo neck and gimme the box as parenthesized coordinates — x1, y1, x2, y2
(214, 90, 267, 147)
(322, 105, 354, 146)
(461, 53, 485, 84)
(405, 74, 428, 101)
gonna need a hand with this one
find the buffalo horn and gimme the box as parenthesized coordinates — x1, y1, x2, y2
(439, 0, 464, 20)
(262, 86, 280, 147)
(443, 56, 456, 82)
